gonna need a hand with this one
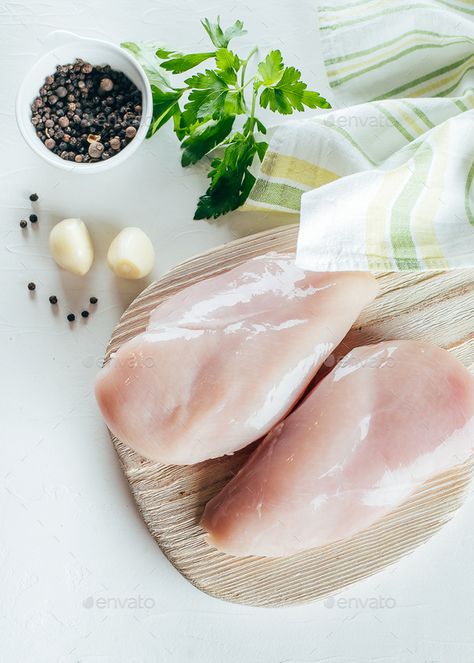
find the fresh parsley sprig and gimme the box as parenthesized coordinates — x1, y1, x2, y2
(122, 17, 330, 220)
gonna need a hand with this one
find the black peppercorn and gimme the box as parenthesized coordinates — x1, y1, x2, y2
(67, 313, 75, 322)
(20, 220, 27, 228)
(31, 59, 141, 163)
(29, 214, 38, 223)
(89, 296, 98, 304)
(28, 282, 36, 291)
(81, 310, 89, 318)
(49, 295, 58, 304)
(99, 77, 114, 93)
(88, 141, 104, 159)
(29, 193, 39, 202)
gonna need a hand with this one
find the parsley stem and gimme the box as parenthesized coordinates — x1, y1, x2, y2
(246, 81, 260, 134)
(240, 46, 258, 89)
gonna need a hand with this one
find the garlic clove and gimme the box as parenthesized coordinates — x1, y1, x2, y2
(107, 227, 155, 280)
(49, 218, 94, 276)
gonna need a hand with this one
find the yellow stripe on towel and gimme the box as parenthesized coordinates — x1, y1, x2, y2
(412, 125, 450, 268)
(260, 152, 340, 189)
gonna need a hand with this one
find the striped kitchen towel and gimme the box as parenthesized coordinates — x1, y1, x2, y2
(247, 0, 474, 271)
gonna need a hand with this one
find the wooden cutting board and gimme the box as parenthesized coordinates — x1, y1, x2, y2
(103, 224, 474, 607)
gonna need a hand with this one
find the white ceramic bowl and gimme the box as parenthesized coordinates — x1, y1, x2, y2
(16, 30, 153, 173)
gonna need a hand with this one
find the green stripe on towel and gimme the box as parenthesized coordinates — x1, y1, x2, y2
(250, 180, 303, 211)
(391, 144, 434, 268)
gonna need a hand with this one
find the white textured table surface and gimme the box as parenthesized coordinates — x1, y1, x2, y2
(1, 1, 473, 662)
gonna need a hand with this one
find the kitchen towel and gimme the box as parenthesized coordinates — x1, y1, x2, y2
(246, 0, 474, 270)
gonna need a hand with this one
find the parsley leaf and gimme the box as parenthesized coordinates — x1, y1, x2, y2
(181, 116, 235, 167)
(215, 47, 241, 86)
(301, 90, 331, 109)
(160, 52, 216, 74)
(173, 112, 188, 141)
(223, 89, 246, 116)
(260, 66, 330, 114)
(194, 133, 258, 219)
(255, 140, 269, 161)
(183, 70, 229, 123)
(257, 50, 284, 86)
(215, 48, 240, 84)
(121, 42, 174, 90)
(148, 86, 184, 137)
(201, 17, 247, 48)
(155, 48, 179, 59)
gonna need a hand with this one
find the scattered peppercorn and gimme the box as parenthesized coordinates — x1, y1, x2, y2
(20, 220, 27, 228)
(89, 296, 98, 304)
(49, 295, 58, 304)
(67, 313, 75, 322)
(29, 214, 38, 223)
(28, 282, 36, 291)
(30, 59, 142, 163)
(81, 310, 89, 318)
(29, 193, 39, 202)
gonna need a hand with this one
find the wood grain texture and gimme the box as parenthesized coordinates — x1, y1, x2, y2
(104, 224, 474, 607)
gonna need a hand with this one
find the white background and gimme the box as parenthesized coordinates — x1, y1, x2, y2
(1, 1, 474, 662)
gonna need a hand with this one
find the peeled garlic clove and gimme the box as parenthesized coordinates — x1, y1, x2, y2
(49, 218, 94, 276)
(107, 227, 155, 280)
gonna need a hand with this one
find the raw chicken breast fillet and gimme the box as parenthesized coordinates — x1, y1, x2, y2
(202, 340, 474, 557)
(95, 253, 378, 465)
